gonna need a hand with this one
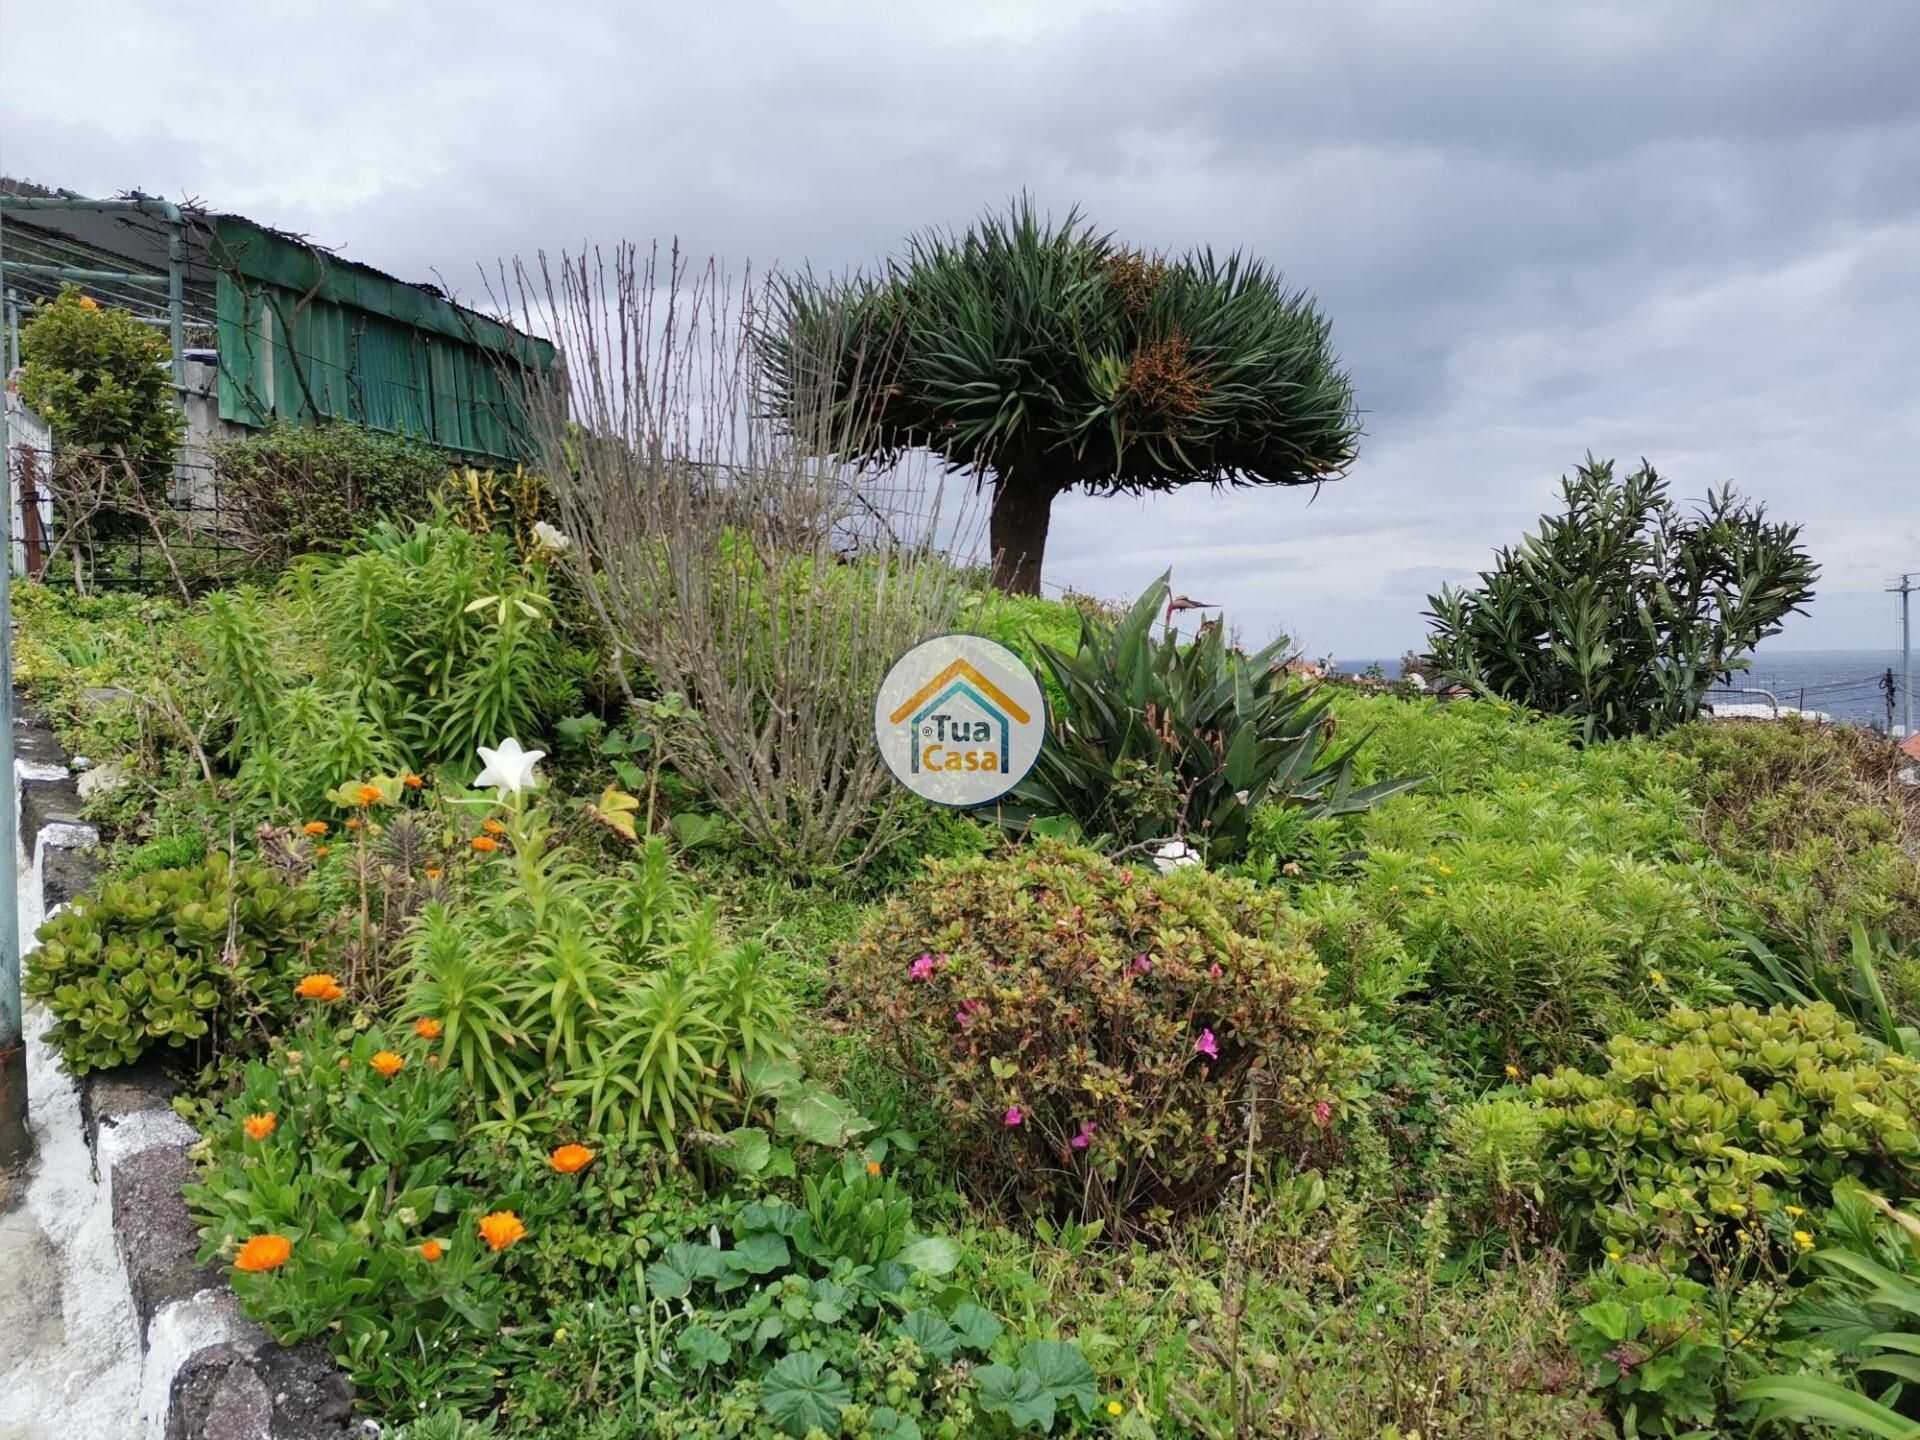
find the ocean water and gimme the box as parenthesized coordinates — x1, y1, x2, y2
(1339, 650, 1910, 729)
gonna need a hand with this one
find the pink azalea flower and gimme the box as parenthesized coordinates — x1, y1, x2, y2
(1131, 954, 1153, 976)
(1004, 1105, 1024, 1127)
(1208, 963, 1223, 979)
(910, 953, 937, 981)
(956, 998, 983, 1029)
(1071, 1121, 1096, 1150)
(1312, 1099, 1332, 1127)
(1195, 1029, 1219, 1060)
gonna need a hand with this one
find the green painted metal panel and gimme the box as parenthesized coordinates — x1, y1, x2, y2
(211, 216, 551, 461)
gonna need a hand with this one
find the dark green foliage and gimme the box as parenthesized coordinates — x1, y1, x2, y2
(214, 420, 452, 569)
(1002, 573, 1419, 860)
(19, 286, 182, 474)
(1426, 457, 1818, 741)
(764, 199, 1360, 592)
(24, 855, 324, 1074)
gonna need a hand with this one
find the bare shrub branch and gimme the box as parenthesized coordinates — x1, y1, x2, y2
(507, 244, 984, 877)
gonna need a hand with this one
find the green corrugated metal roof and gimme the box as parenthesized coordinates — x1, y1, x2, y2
(210, 216, 553, 461)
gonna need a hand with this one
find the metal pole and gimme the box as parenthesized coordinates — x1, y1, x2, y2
(167, 216, 186, 394)
(0, 199, 28, 1168)
(1905, 578, 1914, 742)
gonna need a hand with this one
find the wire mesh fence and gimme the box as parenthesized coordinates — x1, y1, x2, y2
(7, 442, 249, 597)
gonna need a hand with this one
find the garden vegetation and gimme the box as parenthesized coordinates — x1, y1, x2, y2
(14, 273, 1920, 1440)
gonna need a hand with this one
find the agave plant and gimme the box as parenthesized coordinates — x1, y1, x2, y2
(998, 573, 1419, 861)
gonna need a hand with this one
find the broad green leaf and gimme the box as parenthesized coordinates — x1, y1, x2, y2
(898, 1309, 960, 1361)
(949, 1302, 1003, 1353)
(725, 1231, 791, 1275)
(1019, 1338, 1099, 1417)
(897, 1234, 962, 1276)
(976, 1363, 1055, 1432)
(709, 1126, 774, 1177)
(677, 1323, 730, 1372)
(761, 1351, 853, 1437)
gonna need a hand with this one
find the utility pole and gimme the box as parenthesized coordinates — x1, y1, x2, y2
(0, 200, 25, 1168)
(1894, 576, 1917, 741)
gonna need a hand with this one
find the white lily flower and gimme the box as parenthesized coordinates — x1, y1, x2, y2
(530, 520, 572, 554)
(473, 737, 546, 795)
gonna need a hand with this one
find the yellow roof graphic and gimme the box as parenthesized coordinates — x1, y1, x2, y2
(888, 658, 1032, 726)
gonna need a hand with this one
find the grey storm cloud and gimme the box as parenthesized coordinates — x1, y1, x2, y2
(6, 0, 1919, 656)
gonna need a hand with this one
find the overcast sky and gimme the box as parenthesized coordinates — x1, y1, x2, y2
(7, 0, 1918, 658)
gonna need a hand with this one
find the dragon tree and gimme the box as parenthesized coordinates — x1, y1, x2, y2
(761, 199, 1363, 593)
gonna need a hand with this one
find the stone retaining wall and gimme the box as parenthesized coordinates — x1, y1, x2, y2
(14, 702, 358, 1439)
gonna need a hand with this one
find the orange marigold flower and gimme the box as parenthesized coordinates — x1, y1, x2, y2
(471, 835, 499, 853)
(356, 783, 383, 806)
(481, 818, 508, 836)
(419, 1239, 445, 1262)
(314, 846, 331, 858)
(403, 773, 425, 790)
(243, 1112, 277, 1141)
(866, 1161, 882, 1176)
(424, 866, 444, 880)
(413, 1017, 443, 1040)
(78, 295, 101, 312)
(295, 973, 345, 1002)
(338, 1057, 351, 1070)
(369, 1051, 405, 1078)
(345, 818, 363, 831)
(302, 821, 329, 837)
(548, 1143, 595, 1174)
(478, 1210, 527, 1251)
(234, 1234, 292, 1272)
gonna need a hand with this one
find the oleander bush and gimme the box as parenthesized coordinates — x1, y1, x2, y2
(25, 854, 325, 1073)
(842, 841, 1352, 1231)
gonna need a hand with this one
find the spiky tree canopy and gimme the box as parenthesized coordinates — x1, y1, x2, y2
(762, 200, 1361, 593)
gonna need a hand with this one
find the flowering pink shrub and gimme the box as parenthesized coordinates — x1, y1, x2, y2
(842, 842, 1350, 1231)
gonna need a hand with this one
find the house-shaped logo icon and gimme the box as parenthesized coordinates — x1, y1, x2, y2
(874, 636, 1046, 807)
(887, 659, 1033, 774)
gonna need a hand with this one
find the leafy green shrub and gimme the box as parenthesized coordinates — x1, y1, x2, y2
(1425, 456, 1818, 741)
(1673, 717, 1920, 1011)
(1571, 1259, 1738, 1437)
(19, 286, 182, 474)
(1378, 843, 1732, 1069)
(1533, 1003, 1920, 1254)
(197, 520, 585, 810)
(1005, 574, 1417, 861)
(620, 1155, 1096, 1437)
(213, 420, 451, 569)
(115, 830, 210, 877)
(186, 1017, 519, 1410)
(404, 818, 799, 1148)
(1441, 1094, 1546, 1238)
(843, 841, 1350, 1230)
(26, 854, 323, 1074)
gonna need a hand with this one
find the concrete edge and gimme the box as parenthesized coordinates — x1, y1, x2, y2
(15, 701, 360, 1439)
